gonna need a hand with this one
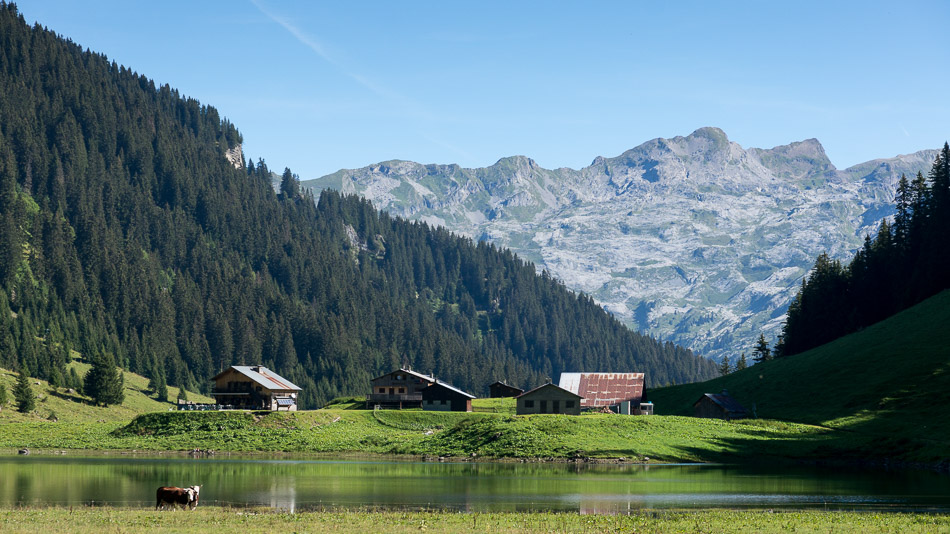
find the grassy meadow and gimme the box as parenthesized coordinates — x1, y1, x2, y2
(648, 289, 950, 465)
(0, 360, 212, 425)
(0, 507, 948, 534)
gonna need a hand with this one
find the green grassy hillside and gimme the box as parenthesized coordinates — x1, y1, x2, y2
(647, 289, 950, 462)
(0, 362, 212, 425)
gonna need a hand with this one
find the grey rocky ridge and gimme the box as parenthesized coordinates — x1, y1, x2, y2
(303, 128, 936, 362)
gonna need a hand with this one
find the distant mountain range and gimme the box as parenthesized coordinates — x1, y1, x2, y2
(303, 127, 936, 361)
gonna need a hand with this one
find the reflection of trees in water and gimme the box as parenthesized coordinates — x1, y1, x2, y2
(4, 458, 950, 511)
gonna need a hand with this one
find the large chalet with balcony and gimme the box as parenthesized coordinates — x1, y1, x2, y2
(211, 365, 302, 411)
(367, 368, 436, 409)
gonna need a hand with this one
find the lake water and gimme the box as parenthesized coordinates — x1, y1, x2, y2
(1, 455, 948, 513)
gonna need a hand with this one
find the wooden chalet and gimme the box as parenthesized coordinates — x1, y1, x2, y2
(488, 381, 524, 398)
(558, 372, 644, 414)
(211, 365, 302, 411)
(422, 380, 475, 412)
(693, 390, 748, 420)
(367, 368, 435, 409)
(516, 383, 583, 415)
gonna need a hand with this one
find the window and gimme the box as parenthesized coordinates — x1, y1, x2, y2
(566, 400, 575, 408)
(398, 388, 405, 394)
(524, 400, 535, 408)
(441, 400, 447, 405)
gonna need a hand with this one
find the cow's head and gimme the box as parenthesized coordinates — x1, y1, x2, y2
(188, 485, 201, 501)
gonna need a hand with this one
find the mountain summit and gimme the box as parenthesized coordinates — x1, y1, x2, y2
(304, 129, 936, 361)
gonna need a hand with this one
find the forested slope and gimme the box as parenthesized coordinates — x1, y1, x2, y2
(778, 144, 950, 356)
(0, 4, 714, 407)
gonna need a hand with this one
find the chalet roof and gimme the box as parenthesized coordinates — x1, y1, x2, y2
(213, 365, 302, 392)
(695, 393, 747, 414)
(428, 379, 476, 399)
(489, 381, 524, 391)
(558, 372, 644, 407)
(517, 382, 583, 400)
(370, 368, 435, 383)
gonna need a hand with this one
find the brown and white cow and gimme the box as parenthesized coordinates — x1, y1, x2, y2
(155, 485, 201, 510)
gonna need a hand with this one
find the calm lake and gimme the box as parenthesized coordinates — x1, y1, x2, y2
(1, 455, 948, 513)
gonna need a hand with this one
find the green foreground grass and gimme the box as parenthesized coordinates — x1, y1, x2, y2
(0, 507, 948, 534)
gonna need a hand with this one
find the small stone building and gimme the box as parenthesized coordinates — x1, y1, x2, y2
(421, 380, 475, 412)
(516, 383, 583, 415)
(488, 381, 524, 398)
(693, 390, 748, 420)
(211, 365, 302, 411)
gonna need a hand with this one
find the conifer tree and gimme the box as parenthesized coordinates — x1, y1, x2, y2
(736, 353, 748, 371)
(718, 355, 732, 376)
(0, 381, 7, 410)
(279, 167, 299, 199)
(83, 353, 125, 406)
(68, 367, 82, 391)
(14, 366, 35, 413)
(752, 334, 772, 363)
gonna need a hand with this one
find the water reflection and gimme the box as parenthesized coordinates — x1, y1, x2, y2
(0, 456, 947, 513)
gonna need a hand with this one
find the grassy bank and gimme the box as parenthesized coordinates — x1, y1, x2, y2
(648, 290, 950, 466)
(0, 407, 887, 466)
(0, 507, 948, 534)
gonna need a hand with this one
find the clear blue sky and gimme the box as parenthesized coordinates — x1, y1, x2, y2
(18, 1, 950, 178)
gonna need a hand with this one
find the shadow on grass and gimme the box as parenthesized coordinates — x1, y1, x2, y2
(671, 415, 950, 469)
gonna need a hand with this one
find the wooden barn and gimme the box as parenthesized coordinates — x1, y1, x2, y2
(367, 368, 435, 409)
(211, 365, 302, 411)
(558, 372, 644, 414)
(422, 380, 475, 412)
(693, 390, 748, 420)
(488, 381, 524, 398)
(516, 383, 583, 415)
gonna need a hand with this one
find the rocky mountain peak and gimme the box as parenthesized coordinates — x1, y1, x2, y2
(752, 138, 835, 182)
(492, 155, 539, 171)
(302, 129, 934, 362)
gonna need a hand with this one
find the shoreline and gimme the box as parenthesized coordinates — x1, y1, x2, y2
(4, 446, 949, 476)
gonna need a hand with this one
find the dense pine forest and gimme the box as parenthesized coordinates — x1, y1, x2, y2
(780, 144, 950, 356)
(0, 4, 715, 408)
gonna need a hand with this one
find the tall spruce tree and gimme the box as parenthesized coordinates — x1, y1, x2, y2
(752, 334, 772, 363)
(14, 366, 35, 413)
(718, 355, 732, 376)
(83, 353, 125, 406)
(735, 353, 748, 371)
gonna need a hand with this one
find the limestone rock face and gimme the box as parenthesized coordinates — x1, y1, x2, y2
(303, 128, 936, 361)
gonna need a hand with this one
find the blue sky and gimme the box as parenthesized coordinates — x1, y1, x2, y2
(18, 1, 950, 179)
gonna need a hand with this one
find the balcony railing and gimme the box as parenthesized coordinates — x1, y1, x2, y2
(367, 393, 422, 403)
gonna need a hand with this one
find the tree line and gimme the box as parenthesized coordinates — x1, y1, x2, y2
(777, 144, 950, 356)
(0, 3, 715, 409)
